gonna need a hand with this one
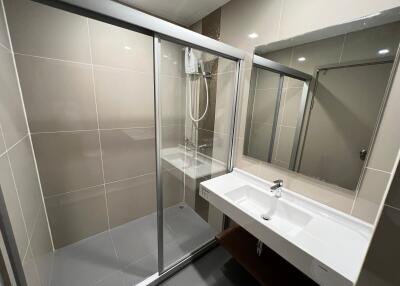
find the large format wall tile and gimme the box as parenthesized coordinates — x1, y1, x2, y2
(0, 46, 27, 147)
(94, 65, 154, 129)
(385, 165, 400, 210)
(29, 205, 53, 286)
(0, 125, 5, 155)
(8, 137, 42, 239)
(352, 168, 391, 223)
(100, 127, 156, 182)
(106, 173, 156, 228)
(32, 131, 103, 196)
(341, 22, 400, 63)
(88, 19, 153, 72)
(16, 54, 98, 132)
(4, 0, 91, 62)
(0, 155, 29, 258)
(357, 205, 400, 285)
(45, 185, 108, 248)
(0, 0, 9, 49)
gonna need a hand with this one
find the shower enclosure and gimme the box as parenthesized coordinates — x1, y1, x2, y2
(0, 0, 243, 285)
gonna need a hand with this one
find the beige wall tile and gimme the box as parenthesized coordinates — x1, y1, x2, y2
(279, 0, 400, 40)
(341, 22, 400, 63)
(255, 68, 281, 90)
(290, 36, 343, 76)
(367, 66, 400, 173)
(94, 65, 154, 129)
(32, 131, 103, 196)
(252, 89, 278, 124)
(0, 125, 5, 155)
(352, 168, 391, 223)
(4, 0, 91, 62)
(247, 122, 272, 161)
(0, 155, 29, 258)
(281, 87, 302, 127)
(220, 0, 282, 52)
(0, 46, 27, 147)
(22, 246, 41, 286)
(88, 19, 153, 72)
(0, 0, 10, 50)
(160, 75, 186, 126)
(160, 40, 184, 77)
(100, 127, 156, 182)
(106, 173, 156, 228)
(162, 167, 184, 208)
(234, 137, 260, 174)
(357, 205, 400, 285)
(273, 126, 295, 164)
(16, 54, 98, 132)
(8, 137, 42, 238)
(161, 124, 184, 149)
(213, 71, 237, 135)
(29, 205, 53, 286)
(45, 185, 108, 248)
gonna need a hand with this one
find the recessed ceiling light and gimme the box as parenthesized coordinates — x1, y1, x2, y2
(378, 49, 389, 55)
(124, 46, 131, 50)
(248, 33, 259, 39)
(297, 57, 306, 62)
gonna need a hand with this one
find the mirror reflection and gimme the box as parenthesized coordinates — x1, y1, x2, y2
(244, 8, 400, 190)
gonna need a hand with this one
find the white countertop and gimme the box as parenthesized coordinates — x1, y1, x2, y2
(200, 168, 374, 285)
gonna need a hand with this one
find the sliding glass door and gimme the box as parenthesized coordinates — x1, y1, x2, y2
(154, 37, 239, 272)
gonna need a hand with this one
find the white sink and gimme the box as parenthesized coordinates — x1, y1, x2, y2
(226, 185, 312, 236)
(200, 168, 374, 286)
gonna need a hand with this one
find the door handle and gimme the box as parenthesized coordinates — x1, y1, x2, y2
(360, 148, 368, 161)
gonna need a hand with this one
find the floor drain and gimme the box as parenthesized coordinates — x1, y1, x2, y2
(261, 214, 271, 221)
(179, 205, 184, 209)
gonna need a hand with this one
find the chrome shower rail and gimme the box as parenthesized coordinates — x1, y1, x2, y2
(47, 0, 246, 61)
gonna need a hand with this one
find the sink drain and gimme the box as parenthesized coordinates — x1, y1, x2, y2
(261, 214, 271, 221)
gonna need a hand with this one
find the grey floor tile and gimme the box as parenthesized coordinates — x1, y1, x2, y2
(49, 203, 218, 286)
(160, 247, 260, 286)
(50, 232, 120, 286)
(109, 213, 158, 266)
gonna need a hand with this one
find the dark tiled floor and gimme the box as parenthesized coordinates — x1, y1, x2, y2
(160, 246, 261, 286)
(49, 203, 216, 286)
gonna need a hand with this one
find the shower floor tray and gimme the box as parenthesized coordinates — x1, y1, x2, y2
(46, 203, 216, 286)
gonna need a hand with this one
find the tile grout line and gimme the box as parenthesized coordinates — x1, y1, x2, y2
(365, 166, 392, 175)
(1, 0, 55, 256)
(0, 40, 10, 51)
(86, 18, 112, 232)
(44, 171, 156, 200)
(338, 33, 347, 64)
(30, 125, 156, 135)
(14, 51, 154, 76)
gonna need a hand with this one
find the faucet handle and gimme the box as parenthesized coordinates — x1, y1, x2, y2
(273, 179, 283, 186)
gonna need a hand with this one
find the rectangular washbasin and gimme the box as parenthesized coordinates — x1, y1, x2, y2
(225, 185, 312, 236)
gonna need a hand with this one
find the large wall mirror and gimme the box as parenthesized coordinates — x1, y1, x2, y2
(243, 7, 400, 191)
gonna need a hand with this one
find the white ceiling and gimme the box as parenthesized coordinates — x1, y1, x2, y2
(119, 0, 231, 27)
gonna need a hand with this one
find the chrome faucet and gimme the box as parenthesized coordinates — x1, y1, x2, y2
(270, 179, 283, 198)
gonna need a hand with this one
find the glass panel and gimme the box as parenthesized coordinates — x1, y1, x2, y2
(158, 39, 237, 269)
(244, 68, 281, 161)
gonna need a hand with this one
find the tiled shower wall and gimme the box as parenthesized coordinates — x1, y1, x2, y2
(0, 0, 53, 284)
(4, 0, 182, 248)
(217, 0, 400, 224)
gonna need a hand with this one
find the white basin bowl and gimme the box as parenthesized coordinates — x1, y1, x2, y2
(225, 185, 312, 236)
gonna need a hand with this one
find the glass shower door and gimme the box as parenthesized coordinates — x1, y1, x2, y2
(155, 38, 239, 271)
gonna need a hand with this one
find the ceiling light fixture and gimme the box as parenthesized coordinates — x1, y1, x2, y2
(378, 49, 389, 55)
(248, 33, 259, 39)
(124, 46, 131, 50)
(297, 57, 306, 62)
